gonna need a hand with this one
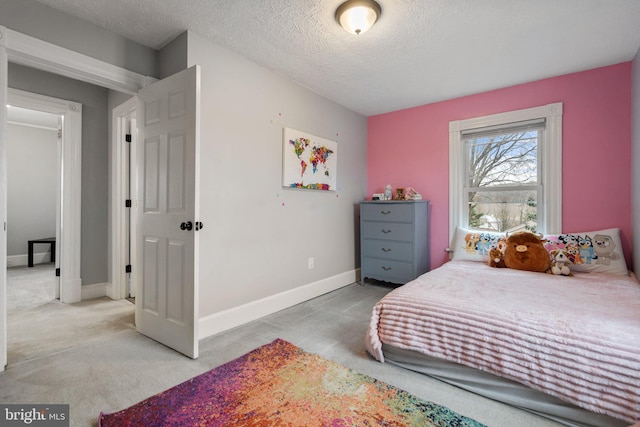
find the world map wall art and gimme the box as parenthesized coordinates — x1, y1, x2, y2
(282, 128, 337, 191)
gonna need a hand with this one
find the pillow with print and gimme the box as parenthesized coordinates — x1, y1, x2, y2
(543, 228, 628, 276)
(451, 227, 506, 262)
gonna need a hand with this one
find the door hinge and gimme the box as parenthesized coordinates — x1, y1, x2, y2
(126, 264, 132, 273)
(125, 134, 132, 143)
(55, 268, 61, 277)
(125, 199, 132, 208)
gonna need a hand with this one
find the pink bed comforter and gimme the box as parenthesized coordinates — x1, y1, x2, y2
(365, 261, 640, 423)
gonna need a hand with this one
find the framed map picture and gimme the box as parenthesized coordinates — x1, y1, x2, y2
(282, 128, 337, 191)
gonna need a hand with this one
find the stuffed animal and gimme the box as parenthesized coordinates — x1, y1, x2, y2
(464, 232, 480, 254)
(565, 243, 582, 265)
(548, 249, 573, 276)
(488, 248, 506, 268)
(593, 234, 620, 265)
(504, 231, 550, 273)
(383, 184, 393, 200)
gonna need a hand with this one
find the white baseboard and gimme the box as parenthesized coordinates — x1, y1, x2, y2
(7, 253, 52, 267)
(198, 270, 358, 340)
(81, 282, 108, 301)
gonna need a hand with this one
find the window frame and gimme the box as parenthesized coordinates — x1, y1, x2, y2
(449, 103, 563, 243)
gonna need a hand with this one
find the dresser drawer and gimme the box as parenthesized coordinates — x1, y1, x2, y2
(362, 258, 414, 283)
(361, 203, 413, 222)
(361, 221, 414, 241)
(359, 200, 430, 286)
(363, 240, 413, 261)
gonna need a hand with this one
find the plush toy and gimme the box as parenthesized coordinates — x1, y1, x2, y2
(548, 249, 573, 276)
(593, 234, 621, 265)
(488, 248, 506, 268)
(504, 231, 550, 273)
(383, 184, 393, 200)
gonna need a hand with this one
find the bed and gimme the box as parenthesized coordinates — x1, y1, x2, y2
(365, 228, 640, 427)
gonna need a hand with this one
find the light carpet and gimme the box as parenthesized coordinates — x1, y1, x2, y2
(8, 296, 134, 366)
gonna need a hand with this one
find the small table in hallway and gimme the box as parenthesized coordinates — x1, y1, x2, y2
(28, 237, 56, 267)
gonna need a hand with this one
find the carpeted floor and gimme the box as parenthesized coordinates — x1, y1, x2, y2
(7, 264, 57, 311)
(1, 269, 563, 427)
(8, 296, 135, 366)
(6, 265, 135, 366)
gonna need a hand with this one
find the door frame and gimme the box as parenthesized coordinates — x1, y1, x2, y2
(7, 88, 82, 304)
(110, 97, 138, 300)
(0, 25, 149, 370)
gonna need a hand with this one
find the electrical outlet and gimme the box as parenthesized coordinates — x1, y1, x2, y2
(308, 257, 314, 269)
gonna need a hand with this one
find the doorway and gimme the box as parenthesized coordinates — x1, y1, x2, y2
(6, 104, 60, 307)
(0, 26, 145, 370)
(6, 107, 60, 263)
(1, 26, 200, 368)
(6, 88, 82, 304)
(4, 90, 82, 366)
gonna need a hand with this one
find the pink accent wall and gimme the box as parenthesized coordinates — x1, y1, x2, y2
(368, 63, 633, 270)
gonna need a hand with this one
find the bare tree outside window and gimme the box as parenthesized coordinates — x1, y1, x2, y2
(465, 129, 540, 233)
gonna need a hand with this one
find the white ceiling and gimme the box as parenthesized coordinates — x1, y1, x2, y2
(34, 0, 640, 116)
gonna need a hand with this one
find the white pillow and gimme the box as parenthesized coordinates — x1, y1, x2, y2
(451, 227, 506, 262)
(543, 228, 628, 276)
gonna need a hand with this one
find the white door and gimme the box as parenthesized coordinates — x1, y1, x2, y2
(135, 66, 201, 359)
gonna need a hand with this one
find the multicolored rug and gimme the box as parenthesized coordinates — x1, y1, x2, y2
(99, 338, 485, 426)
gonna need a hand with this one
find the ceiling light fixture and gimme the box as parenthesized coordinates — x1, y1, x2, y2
(335, 0, 382, 36)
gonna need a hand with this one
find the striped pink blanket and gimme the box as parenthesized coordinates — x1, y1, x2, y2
(366, 261, 640, 423)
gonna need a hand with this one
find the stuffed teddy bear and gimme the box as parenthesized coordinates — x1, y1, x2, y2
(503, 231, 550, 273)
(548, 249, 573, 276)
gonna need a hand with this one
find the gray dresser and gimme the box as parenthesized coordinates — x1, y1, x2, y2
(360, 200, 430, 285)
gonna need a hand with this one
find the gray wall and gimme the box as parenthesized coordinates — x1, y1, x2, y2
(633, 47, 640, 275)
(0, 0, 158, 78)
(6, 124, 57, 257)
(187, 32, 368, 318)
(9, 63, 109, 286)
(159, 32, 188, 79)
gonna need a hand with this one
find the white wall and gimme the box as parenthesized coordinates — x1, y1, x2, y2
(6, 123, 57, 260)
(632, 47, 640, 275)
(186, 32, 368, 325)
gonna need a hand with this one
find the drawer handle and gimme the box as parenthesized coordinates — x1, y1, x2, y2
(381, 248, 392, 252)
(381, 229, 392, 234)
(381, 266, 392, 271)
(380, 210, 391, 215)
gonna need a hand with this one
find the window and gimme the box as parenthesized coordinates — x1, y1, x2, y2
(449, 103, 563, 241)
(464, 119, 543, 232)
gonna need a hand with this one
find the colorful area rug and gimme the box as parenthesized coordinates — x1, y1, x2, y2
(99, 338, 485, 426)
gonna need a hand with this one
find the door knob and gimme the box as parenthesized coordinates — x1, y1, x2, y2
(180, 221, 193, 231)
(195, 221, 204, 231)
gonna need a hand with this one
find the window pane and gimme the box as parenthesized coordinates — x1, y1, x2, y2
(467, 189, 537, 233)
(466, 130, 539, 188)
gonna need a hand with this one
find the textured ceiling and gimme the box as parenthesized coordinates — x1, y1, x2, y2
(34, 0, 640, 116)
